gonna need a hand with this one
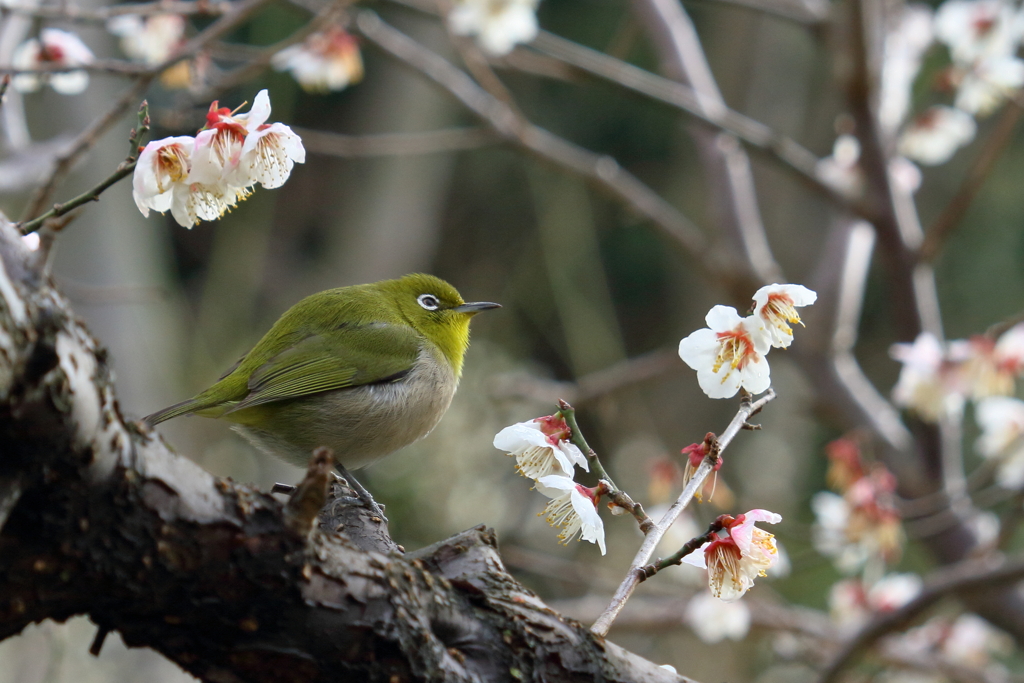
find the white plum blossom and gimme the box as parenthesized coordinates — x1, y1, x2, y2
(683, 510, 782, 601)
(866, 572, 923, 612)
(132, 91, 304, 228)
(132, 136, 245, 229)
(897, 613, 1012, 671)
(193, 89, 305, 191)
(949, 326, 1024, 399)
(751, 283, 817, 348)
(812, 492, 867, 573)
(107, 14, 186, 65)
(11, 28, 94, 95)
(685, 592, 751, 643)
(898, 106, 977, 165)
(889, 155, 924, 194)
(536, 474, 606, 555)
(272, 25, 364, 93)
(21, 232, 40, 251)
(942, 613, 1013, 665)
(880, 4, 935, 134)
(679, 305, 771, 399)
(891, 332, 966, 421)
(818, 135, 921, 196)
(817, 134, 863, 197)
(448, 0, 540, 56)
(811, 473, 904, 574)
(830, 573, 922, 633)
(935, 0, 1019, 64)
(975, 396, 1024, 487)
(493, 415, 588, 482)
(954, 56, 1024, 115)
(235, 93, 307, 189)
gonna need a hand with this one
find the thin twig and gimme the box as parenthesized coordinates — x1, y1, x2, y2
(817, 554, 1024, 683)
(490, 346, 683, 405)
(0, 60, 152, 76)
(20, 103, 150, 235)
(920, 100, 1023, 263)
(354, 10, 720, 278)
(639, 517, 725, 577)
(557, 399, 615, 487)
(20, 79, 152, 221)
(555, 400, 653, 532)
(296, 126, 498, 157)
(18, 0, 278, 221)
(527, 30, 864, 219)
(630, 0, 784, 285)
(589, 389, 777, 637)
(689, 0, 829, 24)
(2, 0, 234, 22)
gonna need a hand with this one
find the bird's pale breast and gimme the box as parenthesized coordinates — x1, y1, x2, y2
(231, 346, 458, 469)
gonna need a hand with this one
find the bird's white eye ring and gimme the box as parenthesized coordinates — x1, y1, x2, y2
(417, 294, 440, 310)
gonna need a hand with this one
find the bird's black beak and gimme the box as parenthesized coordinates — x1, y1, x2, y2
(453, 301, 501, 315)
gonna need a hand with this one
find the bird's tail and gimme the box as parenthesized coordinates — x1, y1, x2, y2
(144, 399, 206, 426)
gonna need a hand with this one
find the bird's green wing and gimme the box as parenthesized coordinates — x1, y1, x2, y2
(224, 322, 422, 413)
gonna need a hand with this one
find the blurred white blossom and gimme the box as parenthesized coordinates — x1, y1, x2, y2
(950, 325, 1024, 399)
(448, 0, 540, 56)
(819, 135, 921, 197)
(685, 592, 751, 643)
(891, 332, 966, 421)
(272, 26, 364, 93)
(107, 14, 185, 65)
(830, 573, 922, 634)
(898, 106, 977, 165)
(817, 134, 863, 196)
(880, 4, 935, 133)
(954, 56, 1024, 115)
(812, 470, 903, 573)
(975, 395, 1024, 487)
(11, 28, 94, 95)
(935, 0, 1019, 64)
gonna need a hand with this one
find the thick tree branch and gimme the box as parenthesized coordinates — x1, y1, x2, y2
(0, 221, 691, 682)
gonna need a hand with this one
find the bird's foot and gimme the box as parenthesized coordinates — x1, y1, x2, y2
(334, 465, 389, 525)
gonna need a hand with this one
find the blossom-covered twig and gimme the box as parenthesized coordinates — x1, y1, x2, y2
(590, 388, 776, 637)
(20, 102, 150, 235)
(19, 0, 279, 221)
(817, 554, 1024, 683)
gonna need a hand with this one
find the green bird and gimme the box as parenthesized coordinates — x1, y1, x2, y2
(145, 274, 499, 472)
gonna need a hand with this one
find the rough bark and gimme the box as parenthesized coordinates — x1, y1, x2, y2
(0, 220, 686, 683)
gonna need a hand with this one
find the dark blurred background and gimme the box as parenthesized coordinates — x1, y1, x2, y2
(3, 0, 1024, 679)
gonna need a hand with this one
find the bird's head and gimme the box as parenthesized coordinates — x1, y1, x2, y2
(383, 273, 499, 377)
